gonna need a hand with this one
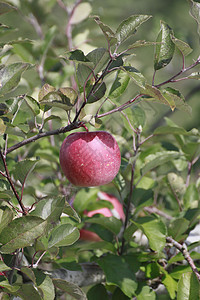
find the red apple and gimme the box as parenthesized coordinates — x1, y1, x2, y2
(59, 131, 121, 187)
(80, 192, 125, 241)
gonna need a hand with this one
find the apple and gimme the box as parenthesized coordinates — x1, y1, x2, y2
(80, 192, 125, 241)
(59, 131, 121, 187)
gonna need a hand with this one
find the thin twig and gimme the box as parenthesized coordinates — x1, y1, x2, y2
(166, 236, 200, 282)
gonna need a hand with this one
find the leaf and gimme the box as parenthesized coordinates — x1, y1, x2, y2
(184, 184, 199, 209)
(63, 202, 81, 223)
(177, 272, 200, 300)
(141, 151, 180, 176)
(70, 2, 92, 25)
(39, 89, 77, 111)
(20, 267, 36, 284)
(0, 63, 31, 96)
(162, 87, 192, 114)
(154, 125, 189, 136)
(48, 224, 80, 248)
(87, 82, 106, 103)
(109, 69, 130, 99)
(93, 16, 117, 46)
(0, 206, 14, 234)
(40, 26, 57, 54)
(0, 2, 15, 15)
(168, 218, 190, 241)
(0, 216, 47, 253)
(30, 196, 65, 230)
(38, 83, 56, 101)
(0, 260, 11, 272)
(122, 66, 146, 89)
(132, 216, 167, 252)
(53, 278, 87, 300)
(170, 35, 193, 56)
(14, 283, 42, 300)
(0, 119, 6, 135)
(116, 15, 152, 44)
(136, 286, 156, 300)
(66, 49, 92, 65)
(37, 274, 55, 300)
(95, 254, 137, 298)
(128, 40, 159, 50)
(122, 106, 146, 132)
(86, 216, 122, 235)
(24, 96, 40, 116)
(87, 284, 109, 300)
(86, 48, 110, 75)
(12, 158, 39, 186)
(154, 21, 175, 70)
(188, 0, 200, 36)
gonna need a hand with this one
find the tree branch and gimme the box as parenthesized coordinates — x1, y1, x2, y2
(166, 236, 200, 282)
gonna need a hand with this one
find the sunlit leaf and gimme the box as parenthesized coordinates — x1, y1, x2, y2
(93, 16, 117, 46)
(0, 119, 6, 135)
(0, 63, 31, 96)
(86, 216, 122, 235)
(86, 48, 110, 75)
(0, 2, 16, 15)
(188, 72, 200, 80)
(170, 35, 193, 56)
(122, 66, 146, 89)
(154, 21, 175, 70)
(70, 2, 92, 25)
(0, 216, 47, 253)
(109, 69, 130, 99)
(12, 158, 39, 186)
(116, 15, 152, 44)
(48, 224, 80, 248)
(24, 95, 40, 116)
(177, 272, 200, 300)
(0, 206, 14, 234)
(53, 279, 87, 300)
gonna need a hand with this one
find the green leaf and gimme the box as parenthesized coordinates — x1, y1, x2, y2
(0, 119, 6, 135)
(162, 271, 177, 299)
(0, 206, 14, 234)
(109, 69, 130, 99)
(86, 216, 122, 235)
(184, 184, 199, 209)
(70, 2, 92, 25)
(0, 280, 20, 292)
(63, 202, 81, 223)
(116, 15, 152, 44)
(122, 106, 146, 132)
(0, 2, 15, 15)
(177, 272, 200, 300)
(132, 216, 167, 252)
(20, 267, 36, 284)
(154, 125, 189, 136)
(48, 224, 80, 248)
(127, 40, 158, 50)
(24, 96, 40, 116)
(0, 260, 11, 272)
(53, 278, 87, 300)
(12, 158, 39, 186)
(162, 87, 192, 114)
(66, 49, 92, 65)
(168, 218, 190, 241)
(141, 151, 180, 176)
(0, 62, 31, 96)
(0, 216, 47, 253)
(170, 35, 193, 56)
(95, 254, 137, 298)
(93, 16, 117, 46)
(14, 283, 42, 300)
(39, 85, 78, 111)
(40, 26, 57, 54)
(188, 0, 200, 36)
(122, 66, 146, 89)
(86, 48, 110, 75)
(136, 286, 156, 300)
(154, 21, 175, 70)
(87, 82, 106, 103)
(167, 172, 186, 196)
(30, 196, 65, 230)
(37, 274, 55, 300)
(87, 284, 109, 300)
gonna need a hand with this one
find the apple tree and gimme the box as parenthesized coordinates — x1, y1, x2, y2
(0, 0, 200, 299)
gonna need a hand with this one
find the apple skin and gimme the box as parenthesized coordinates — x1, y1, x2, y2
(59, 131, 121, 187)
(80, 192, 125, 241)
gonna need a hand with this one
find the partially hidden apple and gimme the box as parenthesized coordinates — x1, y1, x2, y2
(80, 192, 125, 241)
(59, 131, 121, 187)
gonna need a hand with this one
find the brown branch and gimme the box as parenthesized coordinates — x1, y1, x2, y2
(166, 236, 200, 282)
(0, 150, 27, 215)
(6, 121, 80, 155)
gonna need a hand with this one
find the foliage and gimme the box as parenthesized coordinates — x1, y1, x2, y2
(0, 0, 200, 299)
